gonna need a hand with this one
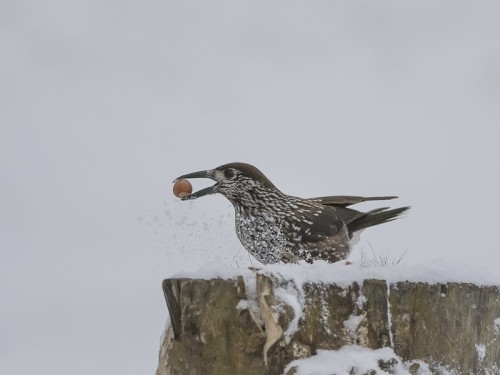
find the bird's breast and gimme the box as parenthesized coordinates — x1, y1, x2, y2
(234, 210, 295, 264)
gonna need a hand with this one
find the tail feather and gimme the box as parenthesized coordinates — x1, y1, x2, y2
(347, 206, 410, 236)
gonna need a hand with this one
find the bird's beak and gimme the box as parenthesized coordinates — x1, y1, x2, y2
(173, 169, 218, 200)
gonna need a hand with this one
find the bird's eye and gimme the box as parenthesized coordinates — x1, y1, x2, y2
(224, 169, 235, 179)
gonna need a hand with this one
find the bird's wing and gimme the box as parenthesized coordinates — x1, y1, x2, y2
(309, 195, 398, 207)
(294, 206, 346, 242)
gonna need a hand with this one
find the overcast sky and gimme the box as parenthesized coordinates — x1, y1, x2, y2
(1, 1, 500, 374)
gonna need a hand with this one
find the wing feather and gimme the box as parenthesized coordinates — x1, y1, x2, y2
(309, 195, 398, 207)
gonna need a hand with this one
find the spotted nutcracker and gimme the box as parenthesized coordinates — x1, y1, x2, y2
(174, 162, 409, 264)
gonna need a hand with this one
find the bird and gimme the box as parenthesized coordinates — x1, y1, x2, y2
(174, 162, 409, 265)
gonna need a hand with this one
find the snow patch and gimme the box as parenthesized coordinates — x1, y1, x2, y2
(259, 259, 500, 287)
(236, 299, 251, 310)
(475, 343, 486, 362)
(274, 282, 304, 343)
(355, 294, 367, 309)
(284, 345, 433, 375)
(386, 281, 394, 346)
(172, 259, 500, 287)
(344, 313, 366, 340)
(494, 317, 500, 334)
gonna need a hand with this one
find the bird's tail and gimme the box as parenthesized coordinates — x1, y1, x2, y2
(347, 206, 410, 235)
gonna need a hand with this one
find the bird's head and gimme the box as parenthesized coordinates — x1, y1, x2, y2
(173, 162, 278, 203)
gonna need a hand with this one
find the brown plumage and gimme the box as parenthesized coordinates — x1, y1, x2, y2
(174, 162, 409, 264)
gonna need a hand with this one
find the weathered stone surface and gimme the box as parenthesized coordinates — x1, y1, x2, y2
(156, 274, 500, 375)
(157, 277, 268, 375)
(291, 279, 390, 352)
(390, 282, 500, 373)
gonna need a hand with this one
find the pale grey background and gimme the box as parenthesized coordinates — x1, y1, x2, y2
(1, 1, 499, 374)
